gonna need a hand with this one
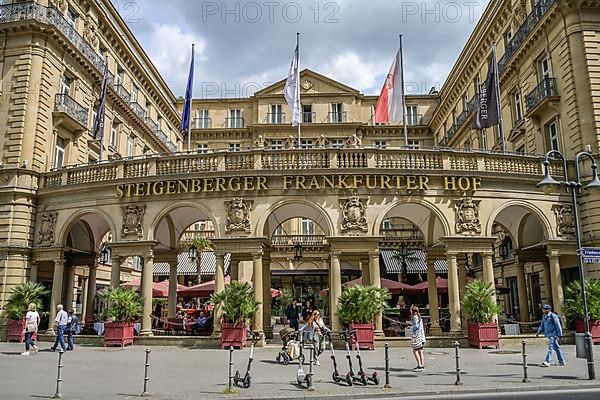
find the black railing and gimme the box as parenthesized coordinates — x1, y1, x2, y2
(381, 228, 424, 242)
(525, 78, 558, 112)
(155, 129, 169, 145)
(498, 0, 556, 73)
(194, 117, 212, 129)
(266, 113, 286, 124)
(271, 234, 326, 246)
(303, 111, 316, 123)
(406, 113, 424, 126)
(226, 117, 244, 128)
(130, 102, 146, 120)
(54, 93, 88, 127)
(145, 117, 159, 133)
(328, 111, 347, 123)
(113, 84, 130, 103)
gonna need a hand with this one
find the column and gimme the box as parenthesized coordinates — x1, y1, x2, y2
(81, 278, 89, 322)
(140, 252, 154, 336)
(110, 256, 121, 289)
(360, 259, 370, 285)
(515, 269, 528, 325)
(213, 252, 225, 335)
(330, 253, 342, 332)
(426, 253, 441, 335)
(252, 253, 264, 333)
(230, 258, 239, 282)
(542, 261, 552, 305)
(48, 258, 65, 334)
(482, 252, 498, 323)
(262, 256, 272, 338)
(29, 261, 38, 283)
(457, 255, 468, 332)
(85, 264, 97, 322)
(64, 265, 76, 312)
(547, 252, 564, 317)
(446, 252, 461, 334)
(369, 251, 383, 335)
(168, 258, 178, 318)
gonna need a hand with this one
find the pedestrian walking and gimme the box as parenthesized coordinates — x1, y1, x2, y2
(286, 298, 299, 330)
(536, 304, 565, 367)
(66, 309, 78, 351)
(301, 309, 330, 366)
(50, 304, 68, 352)
(410, 305, 426, 371)
(21, 303, 39, 356)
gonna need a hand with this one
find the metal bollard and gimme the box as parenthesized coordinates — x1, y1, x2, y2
(384, 343, 391, 388)
(141, 347, 151, 396)
(521, 341, 530, 383)
(307, 345, 315, 391)
(228, 346, 234, 391)
(52, 349, 64, 399)
(454, 341, 462, 386)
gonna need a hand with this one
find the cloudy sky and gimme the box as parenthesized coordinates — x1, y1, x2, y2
(115, 0, 490, 98)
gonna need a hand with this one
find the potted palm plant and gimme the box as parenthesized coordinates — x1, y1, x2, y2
(3, 282, 48, 342)
(338, 285, 390, 350)
(462, 280, 500, 349)
(563, 279, 600, 343)
(98, 287, 143, 347)
(210, 281, 260, 349)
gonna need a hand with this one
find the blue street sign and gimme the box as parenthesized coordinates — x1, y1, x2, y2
(584, 257, 600, 264)
(582, 248, 600, 257)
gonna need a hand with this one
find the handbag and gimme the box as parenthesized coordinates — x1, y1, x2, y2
(411, 333, 423, 349)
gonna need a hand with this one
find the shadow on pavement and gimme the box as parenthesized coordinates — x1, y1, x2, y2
(542, 375, 580, 379)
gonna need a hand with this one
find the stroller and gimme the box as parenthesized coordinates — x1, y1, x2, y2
(276, 327, 305, 365)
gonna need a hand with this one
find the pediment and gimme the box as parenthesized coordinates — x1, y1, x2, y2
(255, 69, 359, 97)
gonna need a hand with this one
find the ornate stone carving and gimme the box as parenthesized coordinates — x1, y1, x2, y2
(316, 135, 328, 148)
(346, 133, 362, 148)
(226, 198, 251, 233)
(301, 79, 313, 91)
(454, 198, 481, 235)
(83, 17, 99, 48)
(340, 195, 367, 233)
(39, 212, 58, 244)
(50, 0, 68, 13)
(553, 204, 575, 236)
(122, 204, 145, 238)
(284, 135, 296, 149)
(254, 135, 266, 148)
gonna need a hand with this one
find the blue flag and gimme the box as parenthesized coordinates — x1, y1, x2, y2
(180, 45, 194, 133)
(92, 60, 109, 140)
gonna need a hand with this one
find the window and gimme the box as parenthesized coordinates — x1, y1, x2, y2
(127, 135, 135, 157)
(516, 144, 526, 154)
(60, 75, 72, 96)
(301, 218, 315, 235)
(513, 91, 523, 123)
(110, 125, 118, 147)
(300, 139, 313, 149)
(473, 75, 480, 95)
(54, 137, 66, 168)
(98, 46, 107, 61)
(330, 138, 345, 149)
(451, 107, 457, 125)
(546, 120, 560, 151)
(115, 67, 125, 86)
(66, 7, 77, 27)
(302, 104, 313, 123)
(407, 140, 420, 150)
(274, 225, 284, 236)
(539, 55, 551, 79)
(270, 104, 283, 124)
(406, 105, 419, 125)
(130, 84, 139, 103)
(269, 140, 284, 150)
(196, 109, 210, 128)
(330, 103, 344, 122)
(504, 29, 513, 48)
(228, 109, 242, 128)
(228, 143, 241, 152)
(381, 219, 392, 231)
(462, 93, 468, 111)
(374, 140, 387, 149)
(197, 144, 208, 154)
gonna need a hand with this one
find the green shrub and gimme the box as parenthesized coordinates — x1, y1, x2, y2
(563, 279, 600, 322)
(462, 280, 500, 324)
(338, 285, 390, 324)
(210, 281, 260, 325)
(98, 287, 143, 322)
(3, 282, 49, 320)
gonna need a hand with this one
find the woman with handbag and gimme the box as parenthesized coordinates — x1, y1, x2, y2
(410, 305, 426, 371)
(301, 309, 330, 366)
(22, 303, 39, 356)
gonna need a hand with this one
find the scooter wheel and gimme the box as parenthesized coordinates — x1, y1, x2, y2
(332, 371, 340, 383)
(276, 354, 281, 363)
(283, 354, 290, 365)
(346, 373, 353, 386)
(243, 376, 251, 389)
(372, 372, 380, 385)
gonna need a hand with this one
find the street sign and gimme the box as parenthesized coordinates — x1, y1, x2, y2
(584, 257, 600, 264)
(582, 248, 600, 257)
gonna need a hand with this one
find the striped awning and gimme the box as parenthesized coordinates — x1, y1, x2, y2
(153, 252, 231, 276)
(380, 250, 448, 274)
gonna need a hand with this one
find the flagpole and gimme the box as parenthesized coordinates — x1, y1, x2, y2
(399, 35, 408, 147)
(492, 42, 505, 152)
(187, 43, 195, 153)
(296, 33, 301, 149)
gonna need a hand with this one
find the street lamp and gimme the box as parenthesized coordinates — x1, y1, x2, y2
(393, 243, 414, 283)
(99, 244, 110, 265)
(537, 149, 600, 380)
(189, 243, 198, 263)
(294, 241, 303, 262)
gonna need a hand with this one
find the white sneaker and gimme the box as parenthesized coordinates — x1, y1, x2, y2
(32, 344, 38, 350)
(541, 361, 550, 367)
(21, 351, 30, 356)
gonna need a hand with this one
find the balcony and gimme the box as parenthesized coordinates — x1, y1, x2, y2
(194, 117, 212, 129)
(439, 94, 479, 146)
(380, 227, 424, 248)
(302, 111, 316, 124)
(180, 230, 216, 243)
(406, 114, 424, 126)
(328, 111, 347, 123)
(265, 113, 286, 124)
(225, 117, 244, 129)
(130, 102, 146, 120)
(498, 0, 556, 73)
(145, 117, 159, 133)
(53, 93, 89, 131)
(525, 78, 559, 117)
(155, 129, 169, 145)
(113, 84, 130, 103)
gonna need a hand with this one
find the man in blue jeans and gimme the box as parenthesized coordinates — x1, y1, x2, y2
(536, 304, 565, 367)
(50, 304, 68, 352)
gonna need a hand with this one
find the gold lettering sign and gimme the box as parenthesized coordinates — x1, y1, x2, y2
(115, 175, 482, 198)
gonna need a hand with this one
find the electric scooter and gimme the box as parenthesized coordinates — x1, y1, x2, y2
(350, 330, 379, 386)
(296, 330, 314, 389)
(341, 329, 365, 386)
(327, 332, 352, 386)
(233, 330, 261, 388)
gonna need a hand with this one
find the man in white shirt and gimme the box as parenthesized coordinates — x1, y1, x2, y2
(50, 304, 68, 352)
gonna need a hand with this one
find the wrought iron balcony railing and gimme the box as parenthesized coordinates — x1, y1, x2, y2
(302, 112, 316, 123)
(226, 117, 244, 128)
(498, 0, 556, 73)
(381, 228, 424, 242)
(112, 84, 131, 103)
(328, 111, 347, 123)
(130, 102, 146, 120)
(266, 113, 286, 124)
(406, 113, 424, 126)
(155, 129, 169, 145)
(54, 93, 88, 127)
(194, 117, 212, 129)
(271, 235, 326, 247)
(145, 117, 159, 133)
(180, 230, 216, 243)
(525, 78, 558, 113)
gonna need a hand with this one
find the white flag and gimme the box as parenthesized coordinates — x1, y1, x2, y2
(284, 44, 300, 127)
(375, 50, 404, 124)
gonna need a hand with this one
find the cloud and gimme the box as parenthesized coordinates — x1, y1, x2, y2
(319, 51, 388, 93)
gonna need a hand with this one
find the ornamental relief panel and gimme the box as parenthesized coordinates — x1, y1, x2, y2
(553, 204, 575, 237)
(454, 197, 481, 235)
(340, 195, 367, 234)
(122, 204, 145, 239)
(39, 212, 58, 244)
(226, 198, 251, 234)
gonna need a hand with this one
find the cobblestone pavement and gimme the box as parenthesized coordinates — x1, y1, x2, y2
(0, 342, 599, 399)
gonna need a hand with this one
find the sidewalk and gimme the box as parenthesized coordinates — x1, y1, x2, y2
(0, 342, 598, 400)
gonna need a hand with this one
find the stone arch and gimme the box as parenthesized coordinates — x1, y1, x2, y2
(485, 200, 553, 248)
(374, 198, 451, 246)
(58, 208, 117, 252)
(256, 199, 335, 237)
(149, 202, 219, 249)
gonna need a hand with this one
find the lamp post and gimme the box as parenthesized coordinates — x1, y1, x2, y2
(537, 149, 600, 380)
(99, 244, 110, 265)
(393, 243, 413, 283)
(189, 243, 199, 283)
(294, 241, 303, 262)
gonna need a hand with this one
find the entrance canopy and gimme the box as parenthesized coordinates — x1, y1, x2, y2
(412, 276, 448, 294)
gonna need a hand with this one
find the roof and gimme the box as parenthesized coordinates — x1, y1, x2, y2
(380, 250, 448, 274)
(154, 252, 231, 276)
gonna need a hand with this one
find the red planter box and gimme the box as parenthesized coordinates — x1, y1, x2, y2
(575, 320, 600, 344)
(7, 319, 37, 343)
(221, 321, 247, 349)
(468, 322, 499, 349)
(104, 322, 134, 347)
(350, 322, 375, 350)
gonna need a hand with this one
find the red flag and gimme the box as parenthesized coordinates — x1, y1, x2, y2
(375, 50, 404, 124)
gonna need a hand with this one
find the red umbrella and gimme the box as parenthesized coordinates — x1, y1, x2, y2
(412, 277, 449, 294)
(320, 277, 420, 296)
(121, 279, 188, 298)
